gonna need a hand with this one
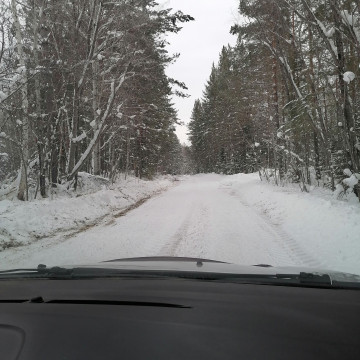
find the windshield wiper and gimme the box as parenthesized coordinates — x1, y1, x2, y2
(277, 272, 332, 286)
(0, 265, 181, 280)
(0, 265, 73, 279)
(217, 272, 360, 289)
(0, 265, 359, 289)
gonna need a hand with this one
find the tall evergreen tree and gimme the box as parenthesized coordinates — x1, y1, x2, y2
(189, 0, 359, 198)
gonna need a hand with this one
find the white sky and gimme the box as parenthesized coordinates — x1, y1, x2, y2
(158, 0, 240, 145)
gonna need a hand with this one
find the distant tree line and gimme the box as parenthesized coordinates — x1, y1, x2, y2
(0, 0, 193, 200)
(189, 0, 359, 198)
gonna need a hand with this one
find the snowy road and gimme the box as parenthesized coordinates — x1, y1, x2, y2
(0, 174, 331, 270)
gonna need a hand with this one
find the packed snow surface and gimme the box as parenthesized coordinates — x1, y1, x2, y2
(0, 173, 359, 275)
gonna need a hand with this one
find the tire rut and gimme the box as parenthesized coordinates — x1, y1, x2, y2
(226, 188, 321, 268)
(159, 204, 209, 257)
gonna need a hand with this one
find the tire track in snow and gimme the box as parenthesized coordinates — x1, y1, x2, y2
(159, 204, 209, 257)
(225, 187, 321, 268)
(159, 179, 320, 267)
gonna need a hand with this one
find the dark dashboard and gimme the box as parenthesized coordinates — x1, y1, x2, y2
(1, 276, 360, 360)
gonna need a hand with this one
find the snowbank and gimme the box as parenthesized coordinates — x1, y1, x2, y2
(222, 173, 360, 275)
(0, 174, 173, 250)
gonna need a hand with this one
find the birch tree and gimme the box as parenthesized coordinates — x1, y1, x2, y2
(0, 0, 194, 198)
(11, 0, 29, 200)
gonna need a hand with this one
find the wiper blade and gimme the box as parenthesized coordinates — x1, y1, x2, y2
(220, 272, 360, 289)
(276, 272, 332, 286)
(206, 272, 332, 287)
(0, 265, 176, 280)
(37, 264, 74, 277)
(0, 264, 74, 279)
(0, 266, 359, 289)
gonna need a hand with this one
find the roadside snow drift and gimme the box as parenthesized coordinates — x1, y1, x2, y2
(0, 174, 173, 250)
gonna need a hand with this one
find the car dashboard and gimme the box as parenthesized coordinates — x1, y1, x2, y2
(0, 276, 359, 360)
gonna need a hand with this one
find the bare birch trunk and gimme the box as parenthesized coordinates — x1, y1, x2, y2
(32, 3, 46, 197)
(272, 37, 282, 182)
(67, 85, 79, 174)
(11, 0, 29, 201)
(92, 44, 101, 175)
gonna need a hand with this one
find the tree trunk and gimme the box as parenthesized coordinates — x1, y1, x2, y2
(91, 61, 101, 175)
(11, 0, 29, 201)
(67, 85, 79, 174)
(332, 0, 359, 173)
(272, 39, 283, 181)
(32, 2, 46, 197)
(91, 4, 101, 176)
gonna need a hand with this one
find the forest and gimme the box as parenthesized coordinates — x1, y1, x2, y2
(1, 0, 359, 202)
(189, 0, 359, 198)
(0, 0, 192, 200)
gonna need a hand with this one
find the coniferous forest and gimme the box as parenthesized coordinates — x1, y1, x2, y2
(189, 0, 359, 198)
(1, 0, 359, 201)
(0, 0, 193, 200)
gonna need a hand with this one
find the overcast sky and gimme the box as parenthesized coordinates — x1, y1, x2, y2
(158, 0, 240, 145)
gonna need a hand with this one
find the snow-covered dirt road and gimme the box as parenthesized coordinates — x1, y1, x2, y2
(1, 174, 359, 274)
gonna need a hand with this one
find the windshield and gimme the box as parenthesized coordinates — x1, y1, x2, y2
(0, 0, 359, 278)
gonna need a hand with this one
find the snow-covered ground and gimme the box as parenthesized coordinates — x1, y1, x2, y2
(0, 173, 359, 275)
(0, 174, 173, 251)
